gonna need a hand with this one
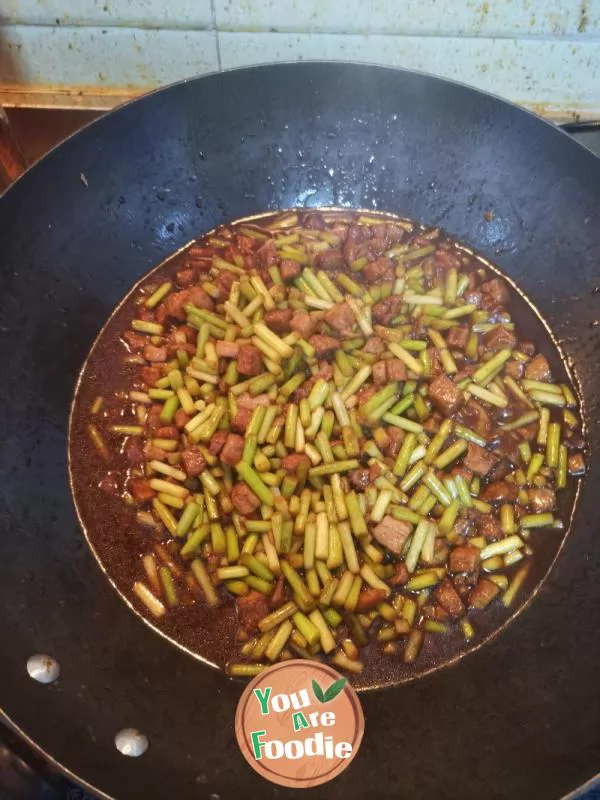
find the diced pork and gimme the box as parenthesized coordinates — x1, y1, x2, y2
(387, 359, 408, 382)
(434, 578, 465, 620)
(449, 545, 480, 574)
(141, 365, 163, 386)
(315, 249, 345, 271)
(372, 516, 412, 555)
(280, 259, 301, 282)
(220, 433, 244, 466)
(524, 354, 552, 382)
(208, 430, 228, 455)
(371, 295, 403, 325)
(237, 345, 263, 376)
(446, 325, 470, 351)
(290, 310, 318, 340)
(281, 453, 311, 474)
(181, 447, 207, 477)
(527, 488, 556, 512)
(469, 578, 500, 610)
(324, 302, 355, 335)
(231, 483, 261, 515)
(264, 308, 293, 334)
(363, 257, 394, 283)
(308, 334, 339, 358)
(482, 325, 517, 352)
(463, 442, 497, 476)
(236, 591, 270, 632)
(363, 336, 386, 354)
(231, 407, 253, 434)
(129, 478, 155, 503)
(428, 373, 464, 415)
(144, 344, 168, 362)
(481, 278, 510, 307)
(480, 480, 518, 504)
(475, 512, 502, 540)
(124, 437, 145, 467)
(122, 331, 147, 352)
(389, 562, 409, 586)
(355, 588, 387, 612)
(254, 240, 278, 270)
(372, 362, 387, 385)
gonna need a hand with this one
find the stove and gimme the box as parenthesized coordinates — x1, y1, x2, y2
(0, 119, 599, 800)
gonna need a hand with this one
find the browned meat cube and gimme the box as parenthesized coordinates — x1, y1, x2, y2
(480, 480, 518, 504)
(463, 442, 498, 476)
(387, 359, 408, 382)
(308, 334, 339, 358)
(231, 483, 261, 515)
(459, 399, 493, 439)
(263, 307, 293, 334)
(504, 359, 524, 379)
(155, 425, 179, 439)
(141, 365, 163, 386)
(290, 310, 318, 339)
(389, 562, 409, 586)
(355, 588, 388, 612)
(482, 325, 517, 352)
(475, 512, 502, 540)
(280, 259, 301, 282)
(349, 468, 371, 491)
(372, 516, 412, 555)
(363, 257, 394, 283)
(324, 302, 355, 335)
(363, 336, 386, 354)
(371, 295, 403, 325)
(449, 545, 480, 574)
(495, 431, 521, 464)
(469, 578, 500, 610)
(428, 373, 464, 415)
(446, 325, 470, 351)
(123, 330, 147, 352)
(464, 289, 482, 308)
(281, 453, 311, 474)
(187, 285, 214, 311)
(237, 345, 263, 376)
(386, 427, 405, 459)
(372, 361, 387, 385)
(230, 407, 252, 434)
(181, 446, 207, 477)
(434, 578, 465, 620)
(343, 224, 372, 264)
(568, 452, 586, 476)
(144, 344, 168, 363)
(481, 278, 510, 307)
(434, 249, 461, 270)
(253, 240, 278, 269)
(208, 430, 228, 455)
(129, 478, 155, 503)
(124, 437, 144, 467)
(528, 488, 556, 512)
(315, 249, 345, 271)
(175, 267, 196, 286)
(236, 591, 270, 632)
(220, 433, 245, 466)
(524, 354, 552, 382)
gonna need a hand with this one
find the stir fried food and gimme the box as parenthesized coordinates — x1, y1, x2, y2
(83, 209, 585, 677)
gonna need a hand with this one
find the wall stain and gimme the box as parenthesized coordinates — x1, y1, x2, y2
(578, 0, 588, 33)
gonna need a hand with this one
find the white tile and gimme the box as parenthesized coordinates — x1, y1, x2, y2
(0, 0, 213, 29)
(218, 32, 600, 116)
(0, 25, 218, 91)
(215, 0, 600, 37)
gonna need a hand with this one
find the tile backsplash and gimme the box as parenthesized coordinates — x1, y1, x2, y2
(0, 0, 599, 117)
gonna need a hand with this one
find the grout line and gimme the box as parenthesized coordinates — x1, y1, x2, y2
(0, 21, 599, 43)
(208, 0, 222, 70)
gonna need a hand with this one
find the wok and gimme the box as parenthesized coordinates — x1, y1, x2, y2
(0, 62, 599, 799)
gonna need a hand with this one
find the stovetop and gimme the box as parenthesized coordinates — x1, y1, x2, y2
(1, 121, 599, 800)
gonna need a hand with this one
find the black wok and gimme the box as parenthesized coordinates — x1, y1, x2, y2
(0, 62, 599, 800)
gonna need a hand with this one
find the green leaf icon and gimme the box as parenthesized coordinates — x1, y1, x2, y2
(323, 677, 347, 703)
(312, 679, 325, 703)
